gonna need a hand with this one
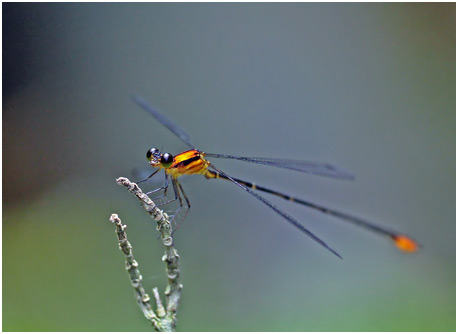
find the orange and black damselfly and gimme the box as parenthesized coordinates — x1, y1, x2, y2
(133, 96, 418, 259)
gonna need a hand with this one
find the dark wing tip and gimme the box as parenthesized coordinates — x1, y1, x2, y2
(332, 249, 344, 260)
(327, 165, 355, 181)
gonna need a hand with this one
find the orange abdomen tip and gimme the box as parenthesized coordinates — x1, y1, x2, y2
(393, 235, 419, 252)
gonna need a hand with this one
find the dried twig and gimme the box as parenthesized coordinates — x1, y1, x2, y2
(109, 177, 182, 331)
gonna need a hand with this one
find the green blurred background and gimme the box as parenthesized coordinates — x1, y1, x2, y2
(3, 3, 455, 331)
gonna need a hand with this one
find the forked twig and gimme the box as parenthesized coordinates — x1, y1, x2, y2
(109, 177, 182, 331)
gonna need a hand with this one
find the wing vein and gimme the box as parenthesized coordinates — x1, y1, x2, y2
(208, 162, 342, 259)
(132, 95, 194, 148)
(205, 153, 354, 180)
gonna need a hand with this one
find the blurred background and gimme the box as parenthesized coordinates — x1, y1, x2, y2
(3, 3, 455, 331)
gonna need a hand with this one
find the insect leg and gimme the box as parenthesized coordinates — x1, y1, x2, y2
(136, 168, 160, 184)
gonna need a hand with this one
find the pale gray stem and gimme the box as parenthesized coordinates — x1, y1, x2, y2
(110, 177, 183, 331)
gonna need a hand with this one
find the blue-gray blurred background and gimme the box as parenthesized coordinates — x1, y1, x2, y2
(3, 3, 455, 331)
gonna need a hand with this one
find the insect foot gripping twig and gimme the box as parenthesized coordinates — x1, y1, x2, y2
(109, 177, 183, 332)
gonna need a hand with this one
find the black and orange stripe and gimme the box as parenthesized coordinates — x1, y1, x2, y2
(205, 170, 417, 252)
(133, 95, 419, 257)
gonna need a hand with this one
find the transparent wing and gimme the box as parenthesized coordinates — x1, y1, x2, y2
(132, 95, 194, 148)
(208, 162, 342, 259)
(205, 153, 354, 180)
(212, 172, 419, 252)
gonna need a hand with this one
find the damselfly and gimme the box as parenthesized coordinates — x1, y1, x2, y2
(133, 96, 418, 258)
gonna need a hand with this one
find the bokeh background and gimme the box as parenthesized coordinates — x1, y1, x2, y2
(3, 3, 455, 331)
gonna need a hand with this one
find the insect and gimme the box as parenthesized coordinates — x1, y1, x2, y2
(133, 96, 418, 258)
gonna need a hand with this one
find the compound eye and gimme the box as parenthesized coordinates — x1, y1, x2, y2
(161, 153, 174, 167)
(146, 148, 159, 161)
